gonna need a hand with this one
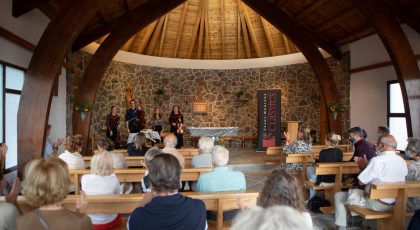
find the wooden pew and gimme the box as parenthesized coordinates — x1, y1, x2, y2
(348, 181, 420, 230)
(114, 148, 199, 157)
(83, 155, 194, 168)
(285, 152, 354, 187)
(303, 162, 360, 212)
(69, 168, 212, 194)
(6, 191, 259, 230)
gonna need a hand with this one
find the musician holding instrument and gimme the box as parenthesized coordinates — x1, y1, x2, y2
(169, 105, 184, 149)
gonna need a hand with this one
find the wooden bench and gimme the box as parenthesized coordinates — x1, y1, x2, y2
(347, 181, 420, 230)
(115, 148, 199, 157)
(240, 136, 257, 149)
(6, 191, 259, 230)
(83, 155, 194, 168)
(69, 168, 212, 194)
(303, 162, 360, 208)
(285, 152, 355, 187)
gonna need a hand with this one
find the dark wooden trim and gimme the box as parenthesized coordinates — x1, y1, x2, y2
(350, 54, 420, 73)
(0, 27, 35, 51)
(73, 0, 187, 153)
(242, 0, 342, 134)
(12, 0, 48, 17)
(17, 0, 103, 177)
(352, 0, 420, 156)
(384, 0, 420, 34)
(4, 166, 17, 174)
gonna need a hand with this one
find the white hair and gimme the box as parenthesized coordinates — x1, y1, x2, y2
(164, 134, 177, 148)
(231, 206, 313, 230)
(211, 145, 229, 166)
(198, 136, 214, 154)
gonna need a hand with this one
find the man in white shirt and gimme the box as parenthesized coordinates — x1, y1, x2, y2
(334, 135, 408, 229)
(162, 134, 185, 168)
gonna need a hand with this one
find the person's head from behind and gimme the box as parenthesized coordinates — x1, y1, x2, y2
(46, 124, 52, 137)
(259, 169, 306, 212)
(297, 127, 312, 144)
(22, 157, 71, 208)
(326, 132, 341, 147)
(348, 127, 364, 143)
(64, 135, 82, 153)
(231, 205, 313, 230)
(96, 137, 114, 152)
(164, 133, 177, 148)
(144, 146, 162, 169)
(135, 132, 147, 150)
(212, 145, 229, 167)
(91, 151, 114, 176)
(378, 134, 398, 152)
(378, 126, 390, 137)
(198, 136, 214, 154)
(406, 137, 420, 160)
(148, 154, 181, 193)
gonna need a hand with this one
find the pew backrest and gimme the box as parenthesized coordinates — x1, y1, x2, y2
(83, 156, 194, 168)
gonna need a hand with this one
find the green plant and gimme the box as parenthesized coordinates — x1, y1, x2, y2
(328, 101, 345, 112)
(74, 98, 93, 112)
(235, 90, 244, 99)
(155, 87, 165, 95)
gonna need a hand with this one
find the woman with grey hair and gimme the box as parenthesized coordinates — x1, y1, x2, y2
(405, 137, 420, 210)
(192, 136, 214, 168)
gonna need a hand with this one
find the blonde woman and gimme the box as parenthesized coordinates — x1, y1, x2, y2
(306, 132, 343, 199)
(81, 151, 122, 229)
(17, 157, 91, 230)
(59, 135, 85, 169)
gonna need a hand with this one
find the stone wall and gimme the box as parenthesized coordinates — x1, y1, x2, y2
(66, 52, 350, 144)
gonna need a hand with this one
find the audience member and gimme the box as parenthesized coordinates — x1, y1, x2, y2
(128, 154, 207, 230)
(348, 127, 376, 163)
(196, 145, 246, 192)
(334, 135, 407, 229)
(259, 169, 312, 225)
(306, 132, 343, 199)
(127, 133, 149, 156)
(192, 136, 214, 168)
(376, 126, 390, 146)
(405, 137, 420, 210)
(162, 134, 185, 168)
(231, 206, 313, 230)
(82, 151, 122, 229)
(17, 157, 91, 230)
(44, 124, 63, 159)
(96, 137, 126, 169)
(59, 135, 85, 169)
(140, 147, 163, 193)
(283, 127, 312, 171)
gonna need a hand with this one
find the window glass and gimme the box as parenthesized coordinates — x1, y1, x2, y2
(5, 93, 20, 169)
(389, 117, 408, 150)
(5, 66, 24, 91)
(389, 83, 405, 113)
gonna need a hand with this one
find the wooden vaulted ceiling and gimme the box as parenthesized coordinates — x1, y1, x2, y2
(19, 0, 420, 60)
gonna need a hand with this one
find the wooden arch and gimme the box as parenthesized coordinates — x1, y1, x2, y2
(17, 0, 103, 174)
(73, 0, 187, 150)
(242, 0, 342, 133)
(352, 0, 420, 137)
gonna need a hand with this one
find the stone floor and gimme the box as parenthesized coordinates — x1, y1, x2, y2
(227, 148, 377, 230)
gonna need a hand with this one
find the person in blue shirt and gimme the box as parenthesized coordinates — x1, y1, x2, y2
(196, 145, 246, 192)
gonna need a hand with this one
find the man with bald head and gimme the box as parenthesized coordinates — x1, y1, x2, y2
(334, 135, 408, 229)
(162, 133, 185, 168)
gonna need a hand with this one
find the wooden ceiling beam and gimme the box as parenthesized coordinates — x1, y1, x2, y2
(238, 5, 251, 58)
(0, 26, 35, 51)
(237, 5, 241, 58)
(296, 0, 328, 20)
(173, 2, 189, 58)
(282, 34, 291, 54)
(187, 0, 203, 58)
(12, 0, 48, 17)
(137, 20, 158, 54)
(242, 0, 342, 133)
(273, 0, 288, 7)
(73, 0, 186, 154)
(336, 24, 375, 45)
(197, 0, 207, 59)
(221, 0, 225, 59)
(316, 7, 354, 31)
(261, 18, 276, 56)
(158, 15, 169, 56)
(352, 0, 420, 138)
(241, 3, 262, 57)
(204, 4, 211, 58)
(384, 0, 420, 34)
(121, 36, 135, 51)
(147, 16, 165, 55)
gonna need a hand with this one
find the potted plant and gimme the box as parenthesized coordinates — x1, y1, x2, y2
(235, 90, 245, 100)
(155, 87, 165, 96)
(74, 98, 93, 122)
(328, 101, 345, 120)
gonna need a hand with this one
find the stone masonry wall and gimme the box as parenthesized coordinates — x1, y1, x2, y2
(66, 52, 350, 144)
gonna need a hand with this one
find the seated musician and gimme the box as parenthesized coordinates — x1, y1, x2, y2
(306, 132, 343, 199)
(128, 154, 207, 230)
(334, 135, 408, 229)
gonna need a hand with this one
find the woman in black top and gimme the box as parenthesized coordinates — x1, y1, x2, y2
(168, 105, 183, 149)
(307, 132, 343, 199)
(127, 133, 149, 156)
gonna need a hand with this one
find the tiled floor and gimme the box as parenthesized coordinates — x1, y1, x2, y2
(228, 148, 375, 230)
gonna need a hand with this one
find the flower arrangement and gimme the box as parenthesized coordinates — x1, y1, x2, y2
(155, 87, 165, 95)
(328, 101, 345, 112)
(74, 98, 93, 121)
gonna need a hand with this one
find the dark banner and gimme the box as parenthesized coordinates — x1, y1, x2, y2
(257, 89, 282, 151)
